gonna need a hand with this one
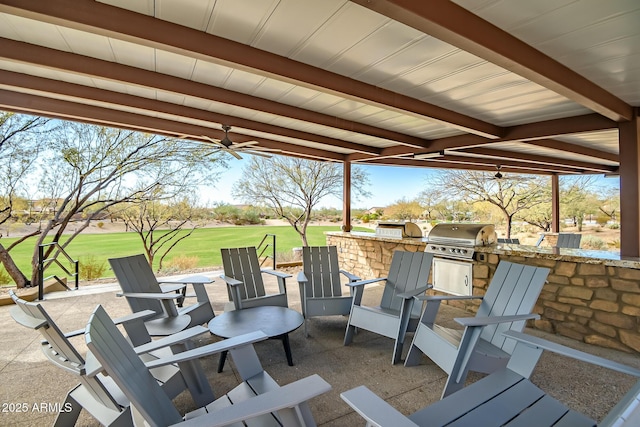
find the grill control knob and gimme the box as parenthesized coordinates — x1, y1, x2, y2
(461, 249, 468, 254)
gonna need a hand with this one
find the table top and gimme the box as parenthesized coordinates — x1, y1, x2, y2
(208, 306, 303, 339)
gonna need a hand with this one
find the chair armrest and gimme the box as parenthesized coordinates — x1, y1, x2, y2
(117, 292, 183, 300)
(397, 285, 433, 299)
(144, 331, 269, 369)
(415, 294, 484, 302)
(297, 271, 308, 284)
(504, 331, 640, 377)
(220, 274, 243, 287)
(159, 275, 213, 285)
(158, 283, 187, 293)
(9, 306, 48, 330)
(262, 269, 292, 279)
(341, 386, 419, 427)
(133, 325, 209, 355)
(178, 374, 331, 427)
(456, 314, 540, 327)
(340, 270, 361, 282)
(346, 277, 387, 288)
(64, 309, 158, 338)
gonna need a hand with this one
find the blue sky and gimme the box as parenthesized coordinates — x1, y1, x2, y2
(205, 156, 619, 209)
(206, 159, 432, 209)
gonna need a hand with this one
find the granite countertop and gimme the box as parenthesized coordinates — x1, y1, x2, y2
(328, 231, 640, 269)
(475, 244, 639, 268)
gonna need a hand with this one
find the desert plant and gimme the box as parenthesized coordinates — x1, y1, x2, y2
(79, 256, 107, 281)
(0, 267, 11, 285)
(164, 255, 200, 272)
(608, 239, 621, 249)
(580, 235, 607, 250)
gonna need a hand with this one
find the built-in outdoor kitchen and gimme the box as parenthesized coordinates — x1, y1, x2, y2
(326, 223, 640, 354)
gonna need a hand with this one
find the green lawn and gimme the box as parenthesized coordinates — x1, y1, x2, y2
(1, 225, 370, 281)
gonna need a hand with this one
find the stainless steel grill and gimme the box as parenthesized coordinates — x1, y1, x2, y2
(426, 223, 496, 260)
(426, 223, 496, 296)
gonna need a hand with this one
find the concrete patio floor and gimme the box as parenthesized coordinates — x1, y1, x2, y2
(2, 271, 640, 426)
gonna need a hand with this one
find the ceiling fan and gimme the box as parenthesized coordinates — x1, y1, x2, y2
(185, 125, 279, 160)
(487, 165, 530, 182)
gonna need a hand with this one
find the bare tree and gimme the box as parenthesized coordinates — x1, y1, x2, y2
(2, 121, 225, 288)
(120, 196, 201, 271)
(233, 156, 370, 246)
(437, 170, 549, 237)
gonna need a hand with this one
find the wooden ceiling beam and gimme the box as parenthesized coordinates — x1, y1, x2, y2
(0, 38, 425, 150)
(351, 0, 633, 122)
(348, 113, 618, 161)
(359, 156, 592, 175)
(452, 147, 616, 173)
(526, 139, 618, 163)
(0, 89, 344, 161)
(0, 70, 379, 156)
(0, 0, 503, 138)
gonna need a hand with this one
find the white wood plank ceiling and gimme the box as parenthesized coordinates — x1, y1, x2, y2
(0, 0, 638, 175)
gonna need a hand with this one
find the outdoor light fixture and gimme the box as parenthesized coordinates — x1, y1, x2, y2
(414, 150, 445, 160)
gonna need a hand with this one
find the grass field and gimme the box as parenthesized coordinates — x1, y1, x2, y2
(0, 225, 369, 282)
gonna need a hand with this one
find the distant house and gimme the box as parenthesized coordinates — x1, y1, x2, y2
(365, 207, 385, 215)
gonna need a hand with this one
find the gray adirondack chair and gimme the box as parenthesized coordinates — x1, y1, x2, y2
(85, 304, 332, 427)
(297, 246, 360, 336)
(404, 261, 549, 398)
(557, 232, 582, 248)
(342, 330, 640, 427)
(536, 233, 582, 248)
(344, 250, 433, 365)
(109, 254, 215, 335)
(220, 246, 291, 310)
(8, 291, 212, 427)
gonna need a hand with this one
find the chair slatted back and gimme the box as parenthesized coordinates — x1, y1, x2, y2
(477, 262, 548, 352)
(9, 291, 122, 411)
(557, 233, 581, 248)
(302, 246, 343, 298)
(86, 305, 182, 426)
(380, 251, 433, 317)
(109, 254, 164, 316)
(221, 247, 266, 300)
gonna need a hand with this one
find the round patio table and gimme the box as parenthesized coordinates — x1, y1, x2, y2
(208, 305, 303, 372)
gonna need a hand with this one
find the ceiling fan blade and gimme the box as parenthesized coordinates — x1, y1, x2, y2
(243, 150, 272, 158)
(222, 147, 243, 160)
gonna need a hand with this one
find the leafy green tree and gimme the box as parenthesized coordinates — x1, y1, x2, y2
(0, 113, 52, 285)
(233, 156, 370, 246)
(384, 198, 423, 221)
(560, 176, 599, 231)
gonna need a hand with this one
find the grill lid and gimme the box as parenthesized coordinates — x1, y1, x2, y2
(427, 223, 496, 247)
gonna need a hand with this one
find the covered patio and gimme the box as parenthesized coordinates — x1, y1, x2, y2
(0, 0, 638, 253)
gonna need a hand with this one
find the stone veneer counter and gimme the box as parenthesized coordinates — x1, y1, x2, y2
(326, 231, 640, 354)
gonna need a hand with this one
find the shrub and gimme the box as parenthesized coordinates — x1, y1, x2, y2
(97, 221, 104, 229)
(608, 223, 620, 229)
(580, 235, 607, 250)
(0, 267, 11, 285)
(165, 255, 200, 272)
(608, 239, 621, 249)
(80, 256, 107, 281)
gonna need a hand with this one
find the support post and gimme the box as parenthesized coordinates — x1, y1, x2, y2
(551, 174, 560, 233)
(619, 108, 640, 257)
(342, 161, 352, 232)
